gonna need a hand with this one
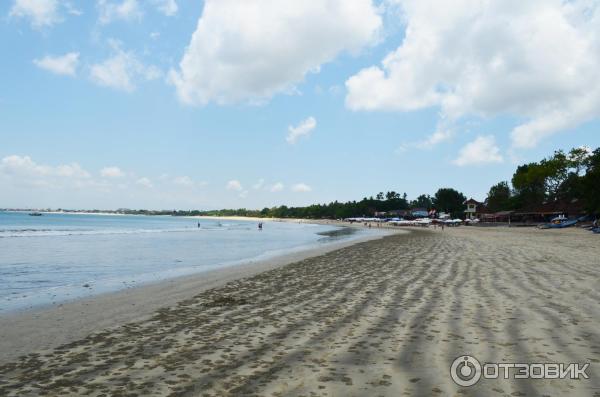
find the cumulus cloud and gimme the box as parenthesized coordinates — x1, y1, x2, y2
(226, 179, 243, 191)
(135, 177, 153, 188)
(100, 166, 124, 178)
(0, 155, 220, 207)
(0, 155, 91, 188)
(168, 0, 381, 105)
(33, 52, 79, 76)
(286, 116, 316, 144)
(153, 0, 177, 16)
(90, 42, 160, 92)
(291, 183, 312, 192)
(346, 0, 600, 148)
(270, 182, 284, 192)
(97, 0, 142, 24)
(252, 178, 265, 190)
(415, 128, 452, 149)
(173, 175, 193, 186)
(453, 136, 503, 166)
(10, 0, 62, 28)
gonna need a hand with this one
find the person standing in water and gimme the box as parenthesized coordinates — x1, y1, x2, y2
(258, 222, 263, 230)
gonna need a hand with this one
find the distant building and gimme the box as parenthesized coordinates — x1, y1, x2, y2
(464, 198, 488, 220)
(411, 208, 429, 218)
(388, 209, 410, 217)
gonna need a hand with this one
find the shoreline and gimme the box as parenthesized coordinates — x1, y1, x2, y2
(0, 227, 397, 364)
(1, 226, 597, 396)
(0, 214, 382, 314)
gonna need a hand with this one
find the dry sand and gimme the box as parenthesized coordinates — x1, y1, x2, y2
(1, 227, 599, 396)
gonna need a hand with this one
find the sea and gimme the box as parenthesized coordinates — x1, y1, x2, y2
(0, 211, 377, 313)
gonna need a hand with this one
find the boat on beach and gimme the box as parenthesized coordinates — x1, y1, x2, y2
(538, 215, 578, 229)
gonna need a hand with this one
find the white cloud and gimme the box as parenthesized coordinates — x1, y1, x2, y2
(153, 0, 177, 16)
(97, 0, 142, 24)
(0, 155, 226, 208)
(55, 163, 90, 178)
(10, 0, 62, 28)
(33, 52, 79, 76)
(0, 155, 91, 188)
(168, 0, 382, 105)
(453, 136, 503, 166)
(90, 43, 160, 92)
(252, 178, 265, 190)
(346, 0, 600, 149)
(100, 166, 124, 178)
(415, 128, 452, 149)
(286, 116, 316, 144)
(135, 177, 153, 188)
(226, 179, 242, 191)
(291, 183, 312, 192)
(270, 182, 284, 192)
(173, 175, 193, 186)
(64, 2, 82, 16)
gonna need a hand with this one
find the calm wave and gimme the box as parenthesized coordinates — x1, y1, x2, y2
(0, 212, 375, 313)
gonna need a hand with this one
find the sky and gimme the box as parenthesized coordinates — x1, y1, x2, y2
(1, 0, 600, 210)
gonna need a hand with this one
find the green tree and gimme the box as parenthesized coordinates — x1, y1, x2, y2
(540, 150, 570, 200)
(486, 181, 512, 212)
(433, 188, 467, 218)
(511, 163, 547, 209)
(582, 148, 600, 214)
(411, 194, 433, 209)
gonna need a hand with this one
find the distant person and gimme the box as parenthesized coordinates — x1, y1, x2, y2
(258, 222, 263, 230)
(197, 222, 200, 228)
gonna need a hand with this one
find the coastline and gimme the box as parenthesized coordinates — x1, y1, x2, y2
(0, 227, 396, 364)
(1, 226, 597, 396)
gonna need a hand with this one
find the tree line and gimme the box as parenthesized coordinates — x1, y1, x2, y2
(196, 189, 468, 219)
(486, 147, 599, 214)
(194, 146, 599, 220)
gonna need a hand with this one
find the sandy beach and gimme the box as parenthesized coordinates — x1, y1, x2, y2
(1, 226, 599, 396)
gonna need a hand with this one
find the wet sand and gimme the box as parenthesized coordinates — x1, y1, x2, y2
(1, 227, 599, 396)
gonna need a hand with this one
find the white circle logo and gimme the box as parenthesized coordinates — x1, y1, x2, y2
(450, 355, 482, 387)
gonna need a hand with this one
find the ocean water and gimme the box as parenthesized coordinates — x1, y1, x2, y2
(0, 212, 376, 313)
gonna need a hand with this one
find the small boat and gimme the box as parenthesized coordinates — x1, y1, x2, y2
(28, 212, 43, 216)
(549, 219, 578, 228)
(539, 218, 578, 229)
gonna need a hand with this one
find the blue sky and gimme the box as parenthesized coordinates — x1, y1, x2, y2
(1, 0, 600, 210)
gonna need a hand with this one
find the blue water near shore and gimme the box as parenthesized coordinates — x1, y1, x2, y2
(0, 212, 376, 313)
